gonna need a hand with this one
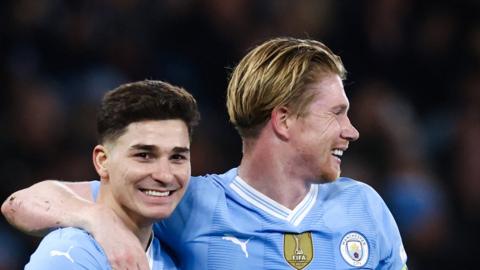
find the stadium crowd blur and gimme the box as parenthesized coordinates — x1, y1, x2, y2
(1, 0, 479, 269)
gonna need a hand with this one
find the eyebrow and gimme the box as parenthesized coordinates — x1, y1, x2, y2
(131, 144, 157, 151)
(172, 147, 190, 153)
(130, 144, 190, 153)
(333, 104, 349, 112)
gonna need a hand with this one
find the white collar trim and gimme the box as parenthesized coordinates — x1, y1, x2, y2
(145, 232, 154, 269)
(230, 176, 318, 226)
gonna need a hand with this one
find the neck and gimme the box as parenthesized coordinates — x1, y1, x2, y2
(238, 134, 311, 210)
(98, 185, 152, 250)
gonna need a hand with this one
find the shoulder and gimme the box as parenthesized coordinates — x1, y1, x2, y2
(26, 227, 109, 269)
(327, 177, 401, 231)
(187, 168, 238, 193)
(321, 177, 390, 220)
(323, 177, 381, 200)
(338, 177, 389, 210)
(181, 168, 240, 209)
(37, 227, 98, 248)
(155, 169, 238, 235)
(172, 169, 237, 212)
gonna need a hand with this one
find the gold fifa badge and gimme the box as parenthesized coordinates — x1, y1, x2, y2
(283, 232, 313, 270)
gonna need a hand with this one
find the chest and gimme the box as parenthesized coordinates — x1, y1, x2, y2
(175, 205, 380, 269)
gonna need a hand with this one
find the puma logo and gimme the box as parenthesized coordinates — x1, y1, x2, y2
(50, 245, 75, 263)
(222, 235, 253, 258)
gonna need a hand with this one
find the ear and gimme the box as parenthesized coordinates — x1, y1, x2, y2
(270, 106, 291, 140)
(92, 145, 109, 180)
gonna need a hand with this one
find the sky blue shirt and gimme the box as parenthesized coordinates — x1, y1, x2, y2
(155, 168, 408, 269)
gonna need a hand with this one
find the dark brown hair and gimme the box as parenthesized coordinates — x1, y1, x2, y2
(97, 80, 200, 143)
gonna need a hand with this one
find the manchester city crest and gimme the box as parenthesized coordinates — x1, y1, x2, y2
(284, 232, 313, 270)
(340, 231, 369, 267)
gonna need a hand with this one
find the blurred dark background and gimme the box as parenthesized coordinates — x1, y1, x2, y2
(1, 0, 479, 269)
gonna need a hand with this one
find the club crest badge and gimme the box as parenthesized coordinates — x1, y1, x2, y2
(283, 232, 313, 270)
(340, 231, 369, 267)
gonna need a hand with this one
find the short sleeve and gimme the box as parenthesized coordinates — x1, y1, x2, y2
(373, 189, 408, 269)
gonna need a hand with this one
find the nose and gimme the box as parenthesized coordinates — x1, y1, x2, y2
(341, 117, 360, 142)
(151, 159, 175, 184)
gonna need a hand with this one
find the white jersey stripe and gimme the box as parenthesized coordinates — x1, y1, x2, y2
(230, 183, 287, 220)
(231, 176, 318, 226)
(233, 177, 290, 215)
(145, 232, 154, 270)
(231, 181, 286, 217)
(291, 185, 318, 226)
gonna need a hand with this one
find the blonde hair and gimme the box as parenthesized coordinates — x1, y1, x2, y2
(227, 37, 346, 138)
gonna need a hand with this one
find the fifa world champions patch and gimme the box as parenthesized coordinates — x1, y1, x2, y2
(339, 231, 369, 267)
(283, 232, 313, 270)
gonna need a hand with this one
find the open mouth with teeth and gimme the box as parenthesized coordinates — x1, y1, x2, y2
(139, 188, 173, 197)
(331, 149, 344, 159)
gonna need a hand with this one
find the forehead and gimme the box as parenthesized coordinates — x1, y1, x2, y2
(307, 74, 349, 109)
(113, 119, 190, 150)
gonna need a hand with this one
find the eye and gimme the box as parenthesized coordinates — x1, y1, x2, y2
(333, 108, 345, 116)
(330, 104, 349, 117)
(171, 154, 188, 161)
(135, 152, 152, 160)
(333, 108, 348, 116)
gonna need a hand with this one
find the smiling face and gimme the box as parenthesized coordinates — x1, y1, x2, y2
(288, 73, 359, 182)
(94, 119, 191, 225)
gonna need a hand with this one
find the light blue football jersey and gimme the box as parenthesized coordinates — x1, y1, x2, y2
(26, 181, 177, 270)
(154, 168, 408, 269)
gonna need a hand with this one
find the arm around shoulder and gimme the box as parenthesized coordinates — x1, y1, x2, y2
(1, 180, 95, 236)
